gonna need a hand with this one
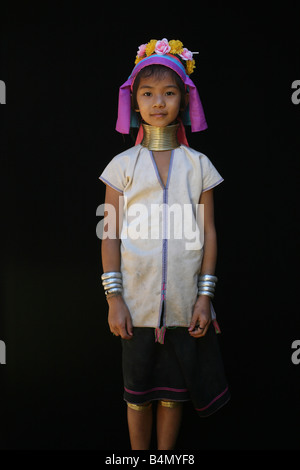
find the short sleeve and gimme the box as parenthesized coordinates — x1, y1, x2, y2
(200, 154, 224, 192)
(99, 154, 129, 194)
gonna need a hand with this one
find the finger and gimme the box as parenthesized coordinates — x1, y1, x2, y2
(188, 318, 201, 333)
(188, 316, 198, 332)
(189, 328, 201, 338)
(109, 323, 118, 336)
(119, 325, 132, 340)
(111, 330, 120, 337)
(198, 320, 211, 337)
(197, 325, 207, 337)
(189, 326, 201, 337)
(189, 322, 209, 338)
(109, 323, 121, 337)
(126, 316, 134, 337)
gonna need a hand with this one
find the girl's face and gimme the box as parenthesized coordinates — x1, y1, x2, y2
(135, 72, 183, 127)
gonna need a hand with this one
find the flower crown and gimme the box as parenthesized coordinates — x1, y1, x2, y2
(135, 38, 197, 75)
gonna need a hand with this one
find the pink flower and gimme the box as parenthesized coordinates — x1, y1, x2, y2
(155, 38, 171, 55)
(180, 48, 193, 61)
(137, 43, 147, 57)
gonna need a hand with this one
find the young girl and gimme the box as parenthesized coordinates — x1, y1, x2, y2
(99, 38, 230, 450)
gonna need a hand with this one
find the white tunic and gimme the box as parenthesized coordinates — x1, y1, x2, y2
(99, 144, 223, 328)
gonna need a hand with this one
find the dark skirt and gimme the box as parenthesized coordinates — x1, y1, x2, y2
(121, 324, 230, 418)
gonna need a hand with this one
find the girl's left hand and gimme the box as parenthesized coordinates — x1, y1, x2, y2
(188, 295, 212, 338)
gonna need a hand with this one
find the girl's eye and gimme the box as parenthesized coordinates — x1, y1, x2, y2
(143, 92, 152, 96)
(166, 91, 175, 96)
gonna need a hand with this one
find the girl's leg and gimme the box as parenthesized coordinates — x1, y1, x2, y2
(156, 401, 183, 450)
(127, 403, 153, 450)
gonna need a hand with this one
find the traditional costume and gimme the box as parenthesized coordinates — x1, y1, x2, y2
(100, 39, 230, 416)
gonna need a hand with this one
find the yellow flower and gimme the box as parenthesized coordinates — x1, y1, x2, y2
(186, 59, 196, 75)
(145, 39, 157, 56)
(135, 55, 143, 65)
(169, 40, 183, 55)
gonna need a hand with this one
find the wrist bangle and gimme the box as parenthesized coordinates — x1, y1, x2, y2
(101, 271, 123, 297)
(198, 273, 218, 299)
(105, 287, 123, 295)
(198, 290, 215, 299)
(198, 274, 218, 283)
(101, 272, 122, 280)
(198, 280, 215, 288)
(198, 285, 215, 293)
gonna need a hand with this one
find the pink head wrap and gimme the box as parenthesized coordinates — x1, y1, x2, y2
(116, 53, 207, 145)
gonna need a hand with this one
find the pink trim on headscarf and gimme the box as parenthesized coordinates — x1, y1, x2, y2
(115, 54, 207, 136)
(135, 124, 144, 145)
(177, 118, 189, 146)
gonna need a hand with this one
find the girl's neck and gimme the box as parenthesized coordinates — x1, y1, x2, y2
(141, 122, 179, 151)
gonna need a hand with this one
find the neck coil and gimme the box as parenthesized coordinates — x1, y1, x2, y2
(141, 123, 179, 151)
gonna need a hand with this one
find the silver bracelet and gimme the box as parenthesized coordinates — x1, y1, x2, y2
(198, 285, 215, 292)
(101, 272, 122, 280)
(103, 283, 122, 291)
(198, 274, 218, 298)
(101, 271, 123, 297)
(198, 274, 218, 283)
(105, 287, 123, 296)
(198, 280, 215, 288)
(102, 278, 122, 287)
(198, 290, 215, 299)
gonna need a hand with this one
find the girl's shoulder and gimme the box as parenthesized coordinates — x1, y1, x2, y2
(180, 144, 211, 162)
(112, 144, 143, 161)
(181, 145, 224, 190)
(100, 145, 143, 193)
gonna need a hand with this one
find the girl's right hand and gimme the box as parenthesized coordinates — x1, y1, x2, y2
(107, 296, 133, 340)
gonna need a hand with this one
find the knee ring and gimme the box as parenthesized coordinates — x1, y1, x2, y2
(158, 400, 181, 408)
(127, 402, 152, 412)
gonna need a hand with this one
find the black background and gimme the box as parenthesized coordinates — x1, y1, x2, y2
(0, 2, 299, 451)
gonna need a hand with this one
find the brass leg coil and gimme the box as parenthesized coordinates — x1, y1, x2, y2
(158, 400, 181, 408)
(127, 402, 152, 412)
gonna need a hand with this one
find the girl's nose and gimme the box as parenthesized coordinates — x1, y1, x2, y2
(153, 95, 165, 107)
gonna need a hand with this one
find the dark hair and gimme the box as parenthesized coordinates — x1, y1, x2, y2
(131, 64, 186, 113)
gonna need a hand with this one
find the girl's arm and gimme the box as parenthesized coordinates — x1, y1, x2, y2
(101, 185, 133, 339)
(189, 188, 217, 338)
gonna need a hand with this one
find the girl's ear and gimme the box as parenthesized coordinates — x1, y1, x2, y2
(180, 92, 189, 112)
(131, 93, 139, 112)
